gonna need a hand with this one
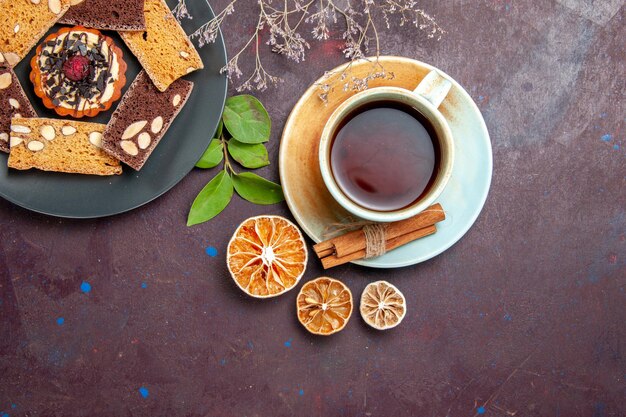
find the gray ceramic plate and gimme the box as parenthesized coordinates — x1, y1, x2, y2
(0, 0, 228, 218)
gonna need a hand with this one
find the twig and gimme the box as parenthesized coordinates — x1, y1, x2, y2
(176, 0, 444, 95)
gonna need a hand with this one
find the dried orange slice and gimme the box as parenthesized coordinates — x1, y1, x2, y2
(360, 281, 406, 330)
(296, 277, 353, 335)
(227, 215, 307, 298)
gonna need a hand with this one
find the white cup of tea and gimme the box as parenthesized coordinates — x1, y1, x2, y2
(319, 69, 455, 222)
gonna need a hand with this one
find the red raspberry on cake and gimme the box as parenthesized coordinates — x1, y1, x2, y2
(62, 55, 92, 82)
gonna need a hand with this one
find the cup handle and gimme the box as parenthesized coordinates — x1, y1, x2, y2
(413, 70, 452, 109)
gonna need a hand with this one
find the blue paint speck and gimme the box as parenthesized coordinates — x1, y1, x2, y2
(613, 144, 620, 150)
(220, 358, 227, 366)
(601, 134, 612, 142)
(205, 246, 218, 257)
(594, 402, 606, 417)
(11, 405, 16, 410)
(80, 281, 91, 293)
(477, 406, 486, 414)
(138, 386, 149, 399)
(505, 4, 510, 11)
(503, 313, 512, 321)
(298, 389, 304, 396)
(600, 112, 607, 118)
(284, 338, 293, 348)
(1, 413, 8, 417)
(56, 317, 65, 326)
(478, 95, 485, 101)
(141, 282, 148, 289)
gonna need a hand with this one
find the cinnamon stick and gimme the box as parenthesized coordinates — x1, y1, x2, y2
(313, 203, 445, 259)
(321, 224, 437, 269)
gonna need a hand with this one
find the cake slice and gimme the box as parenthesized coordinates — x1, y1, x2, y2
(120, 0, 203, 92)
(0, 65, 37, 154)
(8, 117, 122, 176)
(102, 71, 193, 170)
(59, 0, 146, 31)
(0, 0, 71, 67)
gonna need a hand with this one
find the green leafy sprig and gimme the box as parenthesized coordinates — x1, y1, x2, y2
(187, 95, 284, 226)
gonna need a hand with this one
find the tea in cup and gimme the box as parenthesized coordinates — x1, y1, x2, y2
(319, 70, 454, 222)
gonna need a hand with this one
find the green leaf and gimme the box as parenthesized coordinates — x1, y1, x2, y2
(195, 139, 224, 169)
(222, 95, 271, 144)
(187, 170, 234, 226)
(232, 172, 284, 205)
(227, 139, 270, 169)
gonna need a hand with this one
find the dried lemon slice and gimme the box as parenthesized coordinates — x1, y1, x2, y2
(296, 277, 353, 335)
(227, 215, 307, 298)
(360, 281, 406, 330)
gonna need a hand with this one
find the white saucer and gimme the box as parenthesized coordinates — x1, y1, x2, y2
(279, 57, 492, 268)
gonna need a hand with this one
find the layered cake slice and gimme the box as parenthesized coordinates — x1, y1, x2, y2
(121, 0, 203, 92)
(102, 71, 193, 170)
(0, 65, 37, 154)
(59, 0, 146, 31)
(8, 117, 122, 176)
(0, 0, 71, 67)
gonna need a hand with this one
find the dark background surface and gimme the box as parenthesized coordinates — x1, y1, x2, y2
(1, 1, 624, 416)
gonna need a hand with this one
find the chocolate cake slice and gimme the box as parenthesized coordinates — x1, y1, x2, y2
(0, 64, 37, 154)
(102, 71, 193, 171)
(59, 0, 146, 31)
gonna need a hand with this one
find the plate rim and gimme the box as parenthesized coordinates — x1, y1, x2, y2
(0, 0, 228, 219)
(279, 56, 493, 268)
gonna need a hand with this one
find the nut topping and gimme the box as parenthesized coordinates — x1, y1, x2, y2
(70, 0, 85, 4)
(40, 125, 56, 141)
(180, 51, 190, 59)
(0, 73, 12, 90)
(31, 0, 42, 4)
(122, 121, 148, 140)
(0, 132, 8, 142)
(14, 24, 20, 34)
(62, 126, 77, 136)
(48, 0, 62, 14)
(120, 140, 139, 156)
(28, 141, 45, 151)
(9, 98, 20, 109)
(172, 94, 181, 107)
(89, 132, 103, 148)
(3, 53, 20, 67)
(138, 132, 151, 149)
(151, 117, 164, 134)
(10, 137, 23, 148)
(187, 67, 195, 74)
(11, 125, 31, 134)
